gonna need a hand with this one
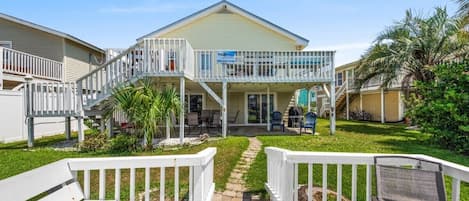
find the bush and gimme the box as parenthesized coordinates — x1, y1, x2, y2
(108, 134, 139, 152)
(407, 62, 469, 154)
(78, 131, 108, 152)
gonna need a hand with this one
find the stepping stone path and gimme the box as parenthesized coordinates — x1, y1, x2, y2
(213, 137, 263, 201)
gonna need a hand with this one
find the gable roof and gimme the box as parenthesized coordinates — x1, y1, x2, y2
(0, 12, 104, 53)
(137, 0, 309, 47)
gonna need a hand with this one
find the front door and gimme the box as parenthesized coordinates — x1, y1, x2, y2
(247, 93, 274, 124)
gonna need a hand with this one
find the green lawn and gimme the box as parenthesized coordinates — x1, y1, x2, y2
(0, 132, 249, 200)
(245, 119, 469, 201)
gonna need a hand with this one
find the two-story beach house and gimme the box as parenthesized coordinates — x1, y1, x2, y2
(18, 0, 337, 146)
(0, 12, 105, 142)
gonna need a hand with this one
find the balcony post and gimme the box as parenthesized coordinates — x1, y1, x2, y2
(179, 77, 185, 144)
(330, 53, 336, 135)
(222, 81, 228, 137)
(0, 47, 3, 90)
(65, 116, 71, 140)
(380, 88, 385, 123)
(346, 71, 350, 120)
(267, 86, 270, 131)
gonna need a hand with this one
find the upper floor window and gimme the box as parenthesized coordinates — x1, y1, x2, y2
(0, 41, 12, 49)
(337, 72, 343, 86)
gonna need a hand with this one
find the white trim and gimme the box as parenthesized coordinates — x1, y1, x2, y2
(244, 92, 277, 125)
(136, 1, 308, 47)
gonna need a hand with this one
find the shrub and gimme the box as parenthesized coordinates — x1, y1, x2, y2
(78, 131, 108, 152)
(108, 134, 139, 152)
(407, 62, 469, 154)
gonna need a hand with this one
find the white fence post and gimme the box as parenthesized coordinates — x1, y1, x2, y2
(0, 47, 3, 90)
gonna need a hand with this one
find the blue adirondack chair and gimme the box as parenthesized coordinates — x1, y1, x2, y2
(270, 111, 285, 132)
(300, 112, 317, 135)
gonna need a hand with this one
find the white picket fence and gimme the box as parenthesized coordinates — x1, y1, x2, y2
(265, 147, 469, 201)
(0, 147, 216, 201)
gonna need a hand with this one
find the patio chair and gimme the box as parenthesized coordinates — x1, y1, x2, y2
(187, 112, 200, 135)
(300, 112, 317, 135)
(270, 111, 285, 132)
(374, 156, 447, 201)
(209, 113, 222, 133)
(201, 110, 211, 124)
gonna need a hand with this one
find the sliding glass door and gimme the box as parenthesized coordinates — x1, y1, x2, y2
(247, 93, 274, 124)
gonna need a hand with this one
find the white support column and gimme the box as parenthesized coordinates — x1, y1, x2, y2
(330, 53, 336, 135)
(106, 118, 113, 138)
(0, 47, 3, 90)
(222, 81, 228, 137)
(179, 77, 185, 145)
(77, 117, 84, 142)
(307, 88, 311, 112)
(27, 117, 34, 148)
(345, 71, 350, 120)
(360, 93, 363, 111)
(65, 117, 71, 140)
(267, 86, 271, 131)
(380, 88, 385, 123)
(166, 118, 170, 140)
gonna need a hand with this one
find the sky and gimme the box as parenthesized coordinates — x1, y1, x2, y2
(0, 0, 459, 66)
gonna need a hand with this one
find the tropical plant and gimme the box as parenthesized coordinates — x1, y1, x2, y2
(355, 7, 469, 97)
(111, 79, 181, 150)
(406, 62, 469, 154)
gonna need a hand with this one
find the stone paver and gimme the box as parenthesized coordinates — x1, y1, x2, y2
(213, 137, 263, 201)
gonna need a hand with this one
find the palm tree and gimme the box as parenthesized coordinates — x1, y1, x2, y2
(355, 7, 469, 97)
(457, 0, 469, 22)
(111, 79, 181, 149)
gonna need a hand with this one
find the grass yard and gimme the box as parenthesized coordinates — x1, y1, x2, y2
(245, 119, 469, 201)
(0, 132, 249, 200)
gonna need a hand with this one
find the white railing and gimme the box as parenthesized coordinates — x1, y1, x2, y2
(77, 38, 193, 109)
(1, 47, 63, 81)
(0, 148, 216, 201)
(265, 147, 469, 201)
(69, 147, 216, 201)
(24, 82, 78, 117)
(194, 50, 334, 82)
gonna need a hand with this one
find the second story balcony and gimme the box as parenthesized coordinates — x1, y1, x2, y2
(1, 47, 64, 82)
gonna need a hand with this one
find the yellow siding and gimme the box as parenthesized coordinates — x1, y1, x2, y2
(277, 92, 294, 115)
(361, 93, 381, 121)
(0, 18, 63, 62)
(64, 40, 102, 81)
(160, 13, 297, 50)
(227, 92, 244, 124)
(384, 91, 400, 122)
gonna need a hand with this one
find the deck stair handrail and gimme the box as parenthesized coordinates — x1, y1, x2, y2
(265, 147, 469, 201)
(0, 147, 216, 201)
(76, 38, 194, 109)
(1, 47, 63, 81)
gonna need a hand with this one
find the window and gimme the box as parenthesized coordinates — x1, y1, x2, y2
(200, 53, 212, 71)
(184, 94, 204, 115)
(337, 72, 343, 86)
(0, 41, 12, 48)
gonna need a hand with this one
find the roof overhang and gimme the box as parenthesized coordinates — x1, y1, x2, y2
(0, 12, 104, 54)
(137, 0, 309, 47)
